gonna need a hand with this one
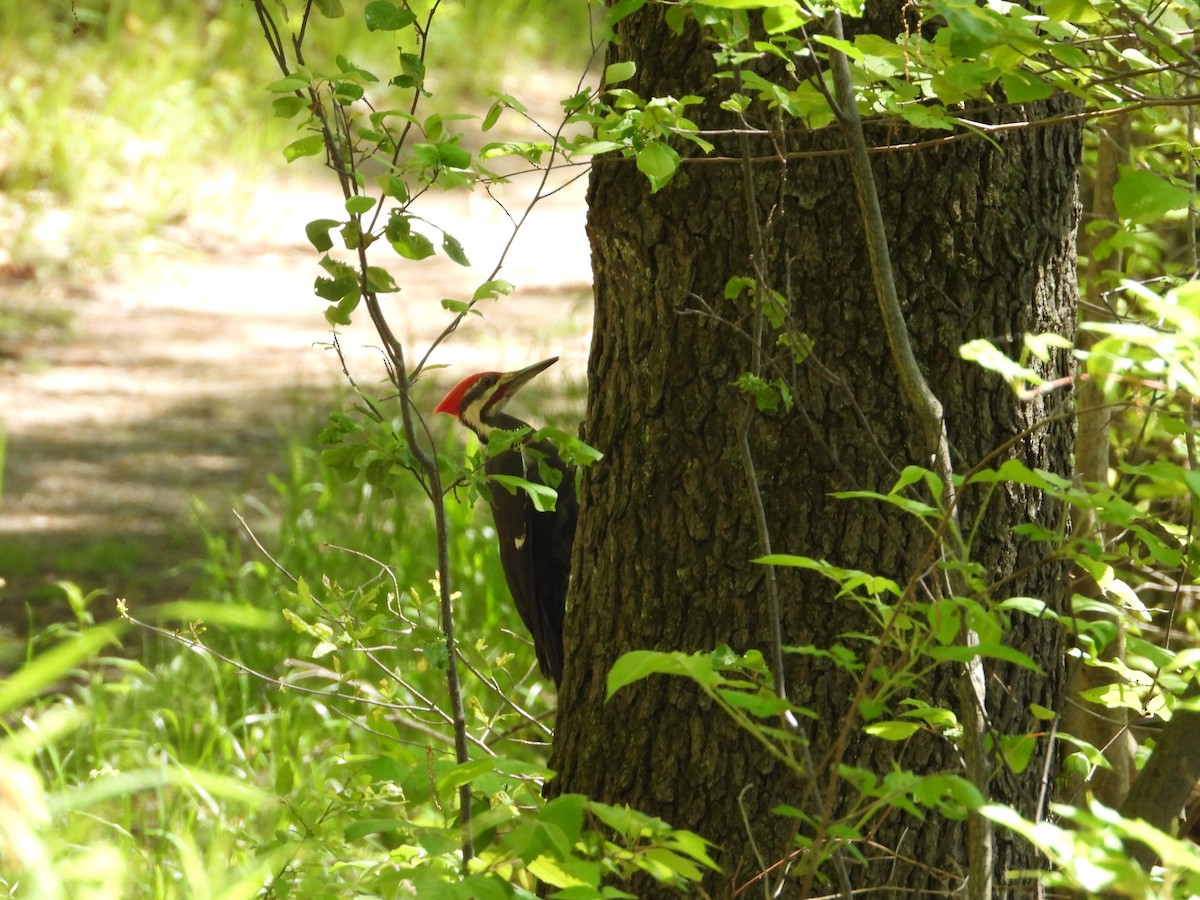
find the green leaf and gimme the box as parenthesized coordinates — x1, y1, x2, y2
(733, 373, 792, 412)
(437, 141, 472, 170)
(340, 220, 362, 250)
(313, 0, 344, 16)
(392, 52, 426, 89)
(933, 0, 1004, 57)
(473, 279, 514, 301)
(391, 230, 435, 261)
(864, 720, 922, 740)
(926, 642, 1044, 674)
(831, 489, 938, 518)
(763, 3, 808, 33)
(607, 0, 648, 27)
(332, 80, 364, 103)
(1113, 169, 1192, 223)
(318, 253, 358, 280)
(324, 296, 358, 325)
(490, 474, 559, 511)
(606, 652, 669, 696)
(364, 1, 417, 31)
(345, 195, 376, 215)
(1000, 733, 1038, 774)
(960, 337, 1043, 386)
(998, 596, 1058, 621)
(379, 174, 408, 201)
(528, 855, 599, 889)
(535, 427, 604, 467)
(272, 96, 308, 118)
(1126, 635, 1175, 670)
(1029, 703, 1056, 721)
(314, 276, 353, 304)
(636, 141, 680, 193)
(586, 800, 655, 836)
(717, 687, 793, 718)
(812, 35, 863, 61)
(414, 139, 472, 171)
(266, 74, 310, 93)
(911, 773, 982, 816)
(756, 555, 900, 596)
(643, 846, 704, 882)
(1055, 732, 1113, 770)
(366, 266, 399, 292)
(370, 107, 420, 129)
(436, 757, 493, 794)
(898, 700, 958, 730)
(606, 650, 716, 698)
(900, 104, 954, 131)
(890, 465, 933, 496)
(334, 54, 377, 81)
(274, 761, 295, 795)
(540, 794, 587, 846)
(304, 218, 340, 253)
(605, 61, 637, 84)
(1024, 331, 1072, 360)
(724, 275, 756, 300)
(932, 61, 999, 103)
(442, 233, 470, 266)
(928, 599, 961, 646)
(965, 458, 1073, 491)
(460, 875, 515, 900)
(1001, 71, 1053, 102)
(282, 135, 325, 163)
(1041, 0, 1104, 22)
(665, 829, 720, 871)
(698, 0, 797, 6)
(481, 102, 504, 132)
(571, 141, 624, 159)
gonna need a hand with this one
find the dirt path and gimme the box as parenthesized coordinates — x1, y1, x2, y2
(0, 172, 591, 631)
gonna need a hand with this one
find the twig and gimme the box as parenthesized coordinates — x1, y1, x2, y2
(119, 607, 476, 749)
(823, 10, 990, 898)
(232, 509, 298, 583)
(454, 653, 553, 741)
(249, 0, 477, 866)
(729, 60, 854, 900)
(410, 68, 604, 379)
(647, 95, 1200, 167)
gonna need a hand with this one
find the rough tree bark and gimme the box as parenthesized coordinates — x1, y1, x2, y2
(551, 5, 1081, 896)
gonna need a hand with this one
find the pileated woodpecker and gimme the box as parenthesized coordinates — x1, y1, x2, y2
(435, 357, 576, 685)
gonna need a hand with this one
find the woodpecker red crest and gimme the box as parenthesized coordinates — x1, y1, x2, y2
(433, 372, 495, 418)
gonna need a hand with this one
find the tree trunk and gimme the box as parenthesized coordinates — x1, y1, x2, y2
(552, 6, 1081, 896)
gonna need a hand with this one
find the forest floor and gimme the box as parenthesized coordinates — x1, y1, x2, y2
(0, 169, 592, 636)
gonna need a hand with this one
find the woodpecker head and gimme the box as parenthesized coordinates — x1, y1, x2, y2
(435, 357, 559, 439)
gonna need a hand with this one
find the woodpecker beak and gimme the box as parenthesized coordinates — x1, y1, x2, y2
(496, 356, 558, 399)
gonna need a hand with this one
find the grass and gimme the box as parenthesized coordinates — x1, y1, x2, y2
(4, 416, 560, 897)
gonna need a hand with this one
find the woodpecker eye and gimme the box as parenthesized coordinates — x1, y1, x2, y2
(479, 375, 497, 388)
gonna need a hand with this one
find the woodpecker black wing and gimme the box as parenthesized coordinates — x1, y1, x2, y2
(484, 439, 575, 684)
(525, 439, 575, 682)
